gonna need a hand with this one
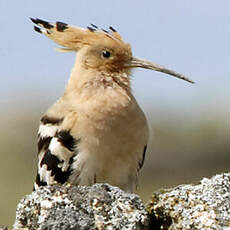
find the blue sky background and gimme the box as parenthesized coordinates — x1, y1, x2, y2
(1, 0, 230, 122)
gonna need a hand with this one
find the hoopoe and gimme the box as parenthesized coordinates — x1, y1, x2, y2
(31, 18, 194, 192)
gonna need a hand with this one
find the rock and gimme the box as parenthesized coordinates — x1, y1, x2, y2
(13, 173, 230, 229)
(13, 183, 149, 230)
(147, 173, 230, 230)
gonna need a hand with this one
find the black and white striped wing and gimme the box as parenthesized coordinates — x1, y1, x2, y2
(34, 115, 78, 190)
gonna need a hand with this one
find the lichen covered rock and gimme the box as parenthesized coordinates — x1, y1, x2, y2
(147, 173, 230, 229)
(13, 183, 149, 230)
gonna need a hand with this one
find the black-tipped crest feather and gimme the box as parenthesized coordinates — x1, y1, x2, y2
(31, 18, 54, 29)
(34, 26, 42, 33)
(56, 21, 68, 32)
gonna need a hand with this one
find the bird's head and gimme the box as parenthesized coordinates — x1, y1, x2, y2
(31, 18, 194, 84)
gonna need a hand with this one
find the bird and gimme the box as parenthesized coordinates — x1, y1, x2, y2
(30, 18, 194, 192)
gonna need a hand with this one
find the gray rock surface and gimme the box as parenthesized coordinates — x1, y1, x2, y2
(147, 173, 230, 230)
(12, 173, 230, 229)
(13, 183, 149, 230)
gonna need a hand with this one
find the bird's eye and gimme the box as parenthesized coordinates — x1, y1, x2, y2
(102, 50, 111, 58)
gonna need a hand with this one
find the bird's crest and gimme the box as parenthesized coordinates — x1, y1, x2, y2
(30, 18, 128, 52)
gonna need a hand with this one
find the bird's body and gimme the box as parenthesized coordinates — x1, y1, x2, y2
(37, 61, 148, 191)
(31, 18, 193, 192)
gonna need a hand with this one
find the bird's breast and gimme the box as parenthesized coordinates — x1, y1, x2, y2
(67, 88, 149, 191)
(73, 87, 148, 143)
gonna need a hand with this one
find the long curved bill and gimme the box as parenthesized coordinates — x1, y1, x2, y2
(128, 57, 194, 84)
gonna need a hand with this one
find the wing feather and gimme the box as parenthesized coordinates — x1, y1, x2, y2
(34, 115, 79, 189)
(138, 145, 147, 171)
